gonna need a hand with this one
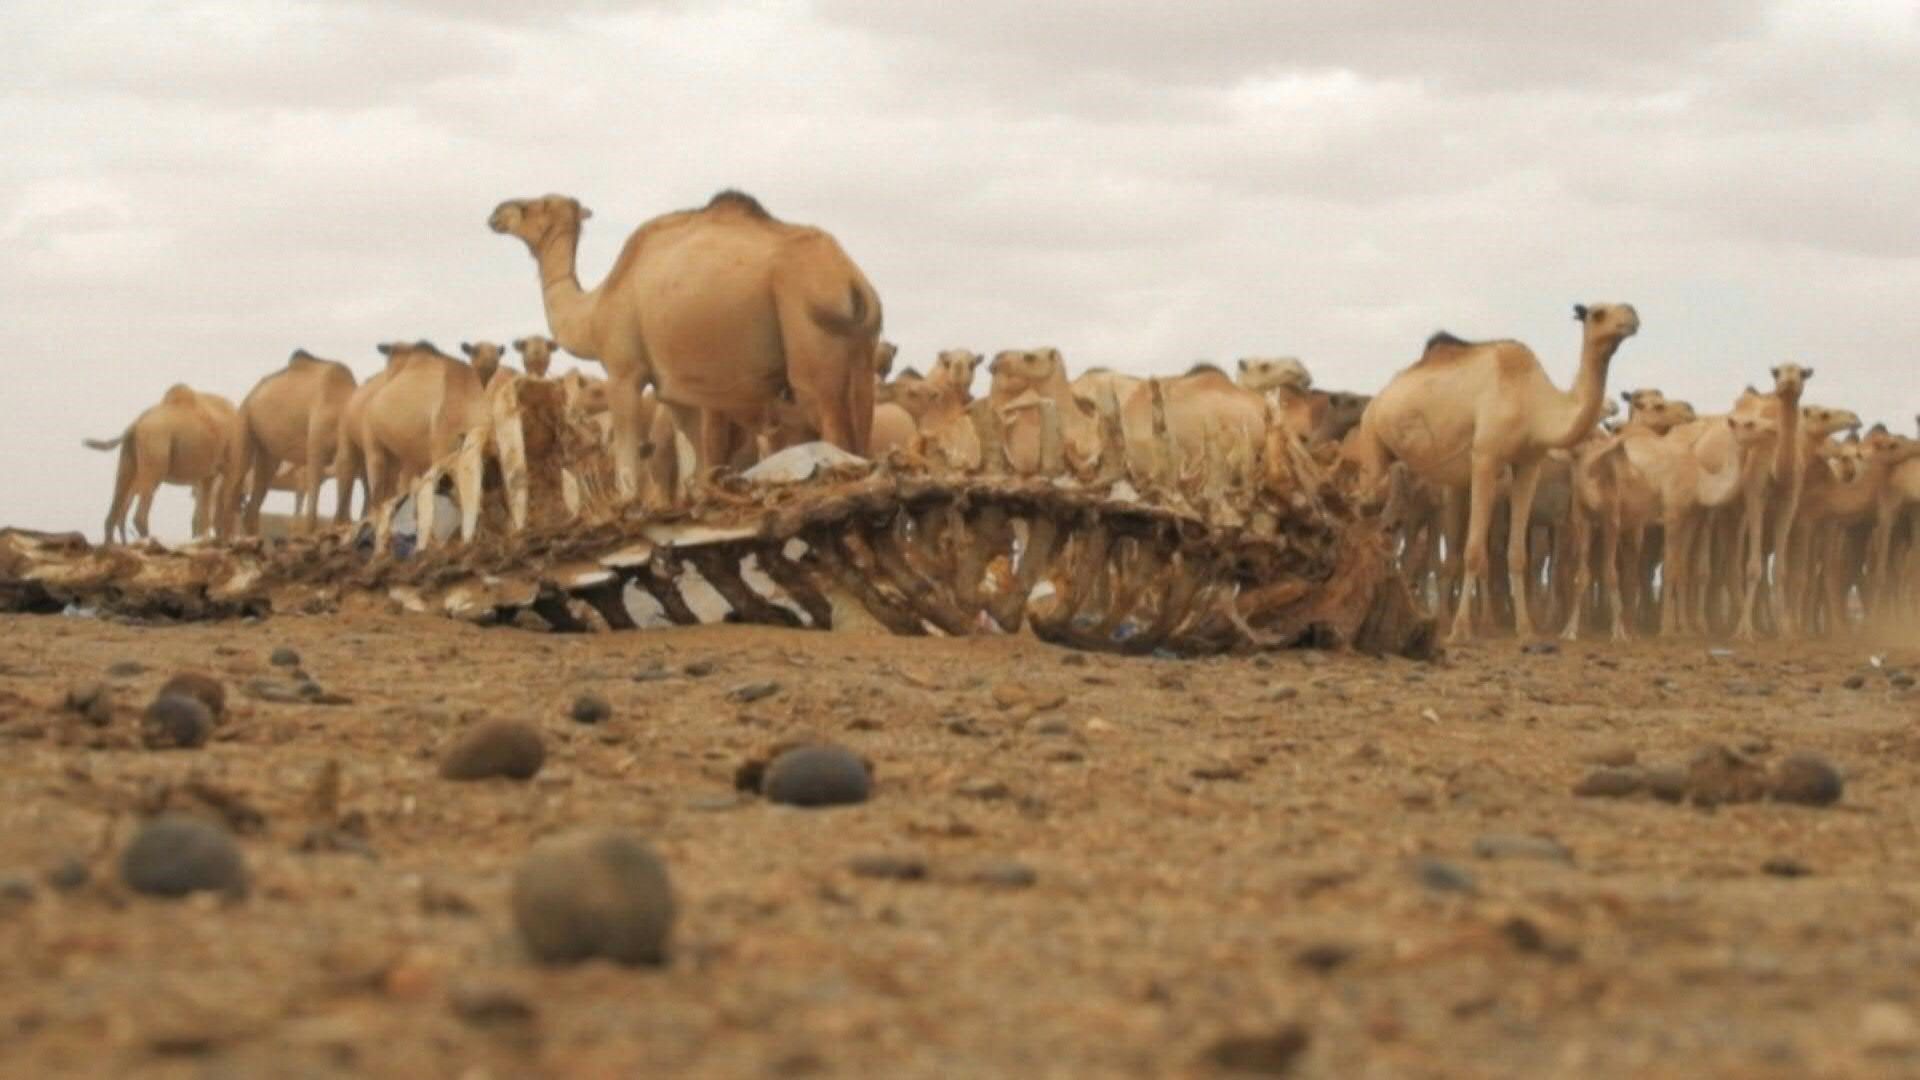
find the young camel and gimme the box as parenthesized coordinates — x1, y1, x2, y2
(1347, 303, 1641, 641)
(83, 385, 241, 543)
(489, 190, 882, 506)
(928, 349, 983, 405)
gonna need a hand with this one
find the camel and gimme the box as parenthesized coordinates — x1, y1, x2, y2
(1237, 357, 1321, 442)
(1867, 437, 1920, 606)
(873, 340, 899, 381)
(986, 348, 1102, 474)
(1348, 302, 1641, 641)
(489, 190, 882, 504)
(350, 341, 490, 548)
(1312, 392, 1371, 446)
(929, 349, 982, 404)
(1727, 365, 1808, 639)
(870, 401, 920, 457)
(1118, 364, 1268, 486)
(229, 348, 358, 536)
(84, 385, 241, 543)
(514, 336, 559, 379)
(461, 341, 509, 386)
(1790, 426, 1920, 633)
(1070, 367, 1144, 416)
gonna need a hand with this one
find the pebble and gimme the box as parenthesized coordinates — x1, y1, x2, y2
(727, 681, 781, 704)
(569, 693, 611, 724)
(119, 816, 248, 898)
(65, 682, 114, 727)
(245, 678, 308, 705)
(270, 647, 302, 668)
(0, 873, 34, 903)
(683, 660, 716, 678)
(1472, 833, 1573, 864)
(1892, 673, 1917, 691)
(1411, 857, 1477, 894)
(44, 857, 90, 892)
(968, 860, 1038, 889)
(1573, 767, 1644, 798)
(141, 695, 213, 750)
(1520, 641, 1560, 655)
(1295, 943, 1355, 973)
(439, 721, 546, 781)
(761, 745, 871, 807)
(157, 672, 226, 721)
(1644, 764, 1688, 803)
(1029, 717, 1071, 736)
(512, 830, 674, 966)
(449, 982, 536, 1028)
(1205, 1024, 1310, 1075)
(106, 659, 148, 677)
(956, 779, 1012, 801)
(1685, 743, 1770, 806)
(848, 854, 927, 881)
(1843, 674, 1868, 690)
(1771, 753, 1843, 807)
(1762, 857, 1812, 878)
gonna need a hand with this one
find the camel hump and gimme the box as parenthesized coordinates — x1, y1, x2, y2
(289, 347, 315, 364)
(162, 384, 198, 407)
(705, 189, 773, 219)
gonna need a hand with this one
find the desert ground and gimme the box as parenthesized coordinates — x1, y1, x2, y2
(1, 610, 1918, 1078)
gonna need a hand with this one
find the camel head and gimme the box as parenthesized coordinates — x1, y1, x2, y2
(488, 194, 593, 249)
(892, 379, 949, 423)
(933, 349, 983, 393)
(559, 370, 610, 416)
(513, 336, 558, 378)
(1803, 405, 1862, 439)
(1621, 388, 1667, 413)
(873, 340, 899, 380)
(1728, 413, 1777, 448)
(1860, 426, 1920, 469)
(1821, 433, 1866, 481)
(1572, 303, 1641, 347)
(460, 341, 506, 384)
(1236, 356, 1312, 394)
(1768, 363, 1812, 399)
(988, 348, 1064, 401)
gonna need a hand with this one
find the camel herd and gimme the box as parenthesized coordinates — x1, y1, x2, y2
(80, 190, 1920, 643)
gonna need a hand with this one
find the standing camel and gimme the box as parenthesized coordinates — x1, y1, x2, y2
(488, 190, 882, 505)
(1348, 303, 1641, 641)
(83, 385, 241, 543)
(229, 348, 358, 536)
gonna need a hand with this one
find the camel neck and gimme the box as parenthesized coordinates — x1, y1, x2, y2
(1772, 390, 1802, 483)
(534, 227, 599, 360)
(1538, 334, 1620, 449)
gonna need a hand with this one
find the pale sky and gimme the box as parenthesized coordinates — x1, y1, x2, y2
(5, 0, 1918, 540)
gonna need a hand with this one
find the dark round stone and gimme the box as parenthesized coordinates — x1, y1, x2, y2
(1644, 764, 1688, 803)
(141, 695, 212, 750)
(119, 816, 247, 898)
(761, 745, 871, 807)
(157, 672, 226, 721)
(1772, 753, 1843, 807)
(270, 648, 302, 668)
(569, 694, 612, 725)
(1573, 767, 1644, 798)
(440, 721, 546, 781)
(44, 857, 90, 892)
(512, 830, 674, 966)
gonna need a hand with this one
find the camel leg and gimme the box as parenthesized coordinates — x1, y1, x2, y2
(243, 446, 279, 537)
(333, 432, 363, 525)
(606, 373, 648, 505)
(1506, 459, 1544, 639)
(454, 433, 484, 544)
(1660, 511, 1694, 638)
(1602, 511, 1629, 641)
(1769, 487, 1803, 637)
(490, 388, 529, 532)
(1449, 455, 1499, 643)
(413, 469, 441, 550)
(1560, 501, 1593, 642)
(1733, 484, 1768, 641)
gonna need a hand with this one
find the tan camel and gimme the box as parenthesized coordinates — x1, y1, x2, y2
(986, 348, 1101, 474)
(84, 385, 240, 543)
(354, 341, 490, 548)
(1119, 364, 1268, 485)
(460, 341, 509, 386)
(230, 348, 358, 536)
(870, 401, 920, 457)
(1348, 303, 1641, 641)
(877, 366, 923, 408)
(332, 345, 410, 523)
(929, 349, 982, 404)
(873, 340, 899, 381)
(1727, 364, 1808, 639)
(1237, 356, 1320, 442)
(1868, 437, 1920, 602)
(513, 335, 559, 379)
(489, 190, 882, 503)
(1070, 367, 1144, 415)
(1792, 426, 1920, 633)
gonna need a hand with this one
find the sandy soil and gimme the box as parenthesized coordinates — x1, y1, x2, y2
(1, 610, 1918, 1078)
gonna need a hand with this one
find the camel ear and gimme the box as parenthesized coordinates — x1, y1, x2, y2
(579, 206, 594, 221)
(461, 342, 476, 357)
(377, 343, 393, 356)
(1573, 304, 1589, 321)
(1237, 358, 1249, 372)
(1804, 366, 1816, 380)
(1619, 390, 1631, 403)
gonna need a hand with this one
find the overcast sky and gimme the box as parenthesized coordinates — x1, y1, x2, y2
(5, 0, 1917, 540)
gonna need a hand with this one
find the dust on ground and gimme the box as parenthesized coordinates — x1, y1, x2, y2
(0, 611, 1917, 1078)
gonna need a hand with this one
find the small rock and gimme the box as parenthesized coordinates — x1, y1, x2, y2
(269, 647, 302, 668)
(1084, 718, 1114, 735)
(761, 745, 871, 807)
(569, 693, 611, 724)
(65, 682, 114, 727)
(1843, 674, 1868, 690)
(1762, 857, 1812, 878)
(1294, 943, 1354, 973)
(1472, 834, 1573, 864)
(157, 672, 226, 721)
(297, 827, 377, 859)
(141, 695, 212, 750)
(1861, 1002, 1920, 1054)
(848, 854, 927, 881)
(683, 660, 716, 678)
(1029, 717, 1071, 736)
(1644, 764, 1688, 803)
(44, 857, 90, 892)
(990, 683, 1028, 710)
(512, 830, 674, 966)
(1520, 641, 1560, 656)
(449, 982, 536, 1028)
(1205, 1024, 1310, 1075)
(1573, 767, 1644, 798)
(968, 860, 1037, 889)
(1411, 857, 1477, 894)
(955, 779, 1011, 801)
(245, 678, 307, 705)
(1772, 753, 1843, 807)
(120, 816, 247, 898)
(106, 660, 147, 678)
(727, 681, 780, 704)
(0, 873, 35, 904)
(1892, 673, 1916, 691)
(632, 664, 670, 683)
(419, 880, 477, 916)
(1685, 743, 1770, 806)
(439, 721, 545, 781)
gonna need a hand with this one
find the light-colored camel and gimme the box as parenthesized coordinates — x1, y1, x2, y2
(460, 341, 509, 386)
(1726, 364, 1808, 639)
(332, 345, 409, 523)
(870, 402, 920, 457)
(514, 336, 559, 379)
(83, 385, 240, 543)
(1119, 364, 1268, 486)
(877, 366, 924, 408)
(1237, 356, 1320, 442)
(230, 348, 358, 536)
(1070, 367, 1144, 416)
(353, 341, 491, 548)
(1868, 437, 1920, 604)
(1791, 426, 1920, 633)
(929, 349, 982, 405)
(1348, 303, 1641, 641)
(986, 348, 1101, 474)
(489, 190, 882, 504)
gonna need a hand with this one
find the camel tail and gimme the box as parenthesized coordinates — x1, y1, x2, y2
(805, 279, 882, 456)
(83, 434, 125, 451)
